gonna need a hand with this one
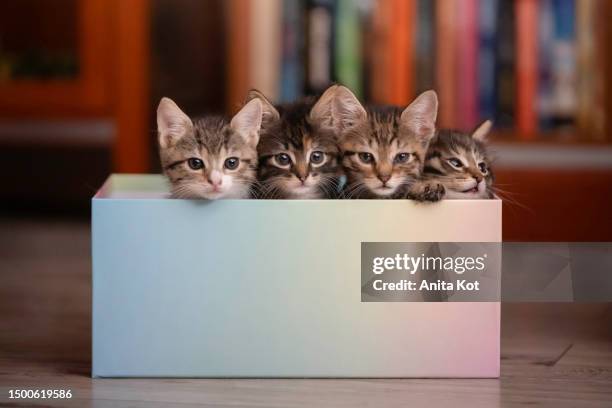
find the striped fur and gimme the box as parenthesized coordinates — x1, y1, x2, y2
(332, 87, 439, 199)
(249, 89, 342, 199)
(157, 98, 261, 199)
(423, 121, 494, 199)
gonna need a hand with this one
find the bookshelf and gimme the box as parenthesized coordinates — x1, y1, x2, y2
(226, 0, 612, 144)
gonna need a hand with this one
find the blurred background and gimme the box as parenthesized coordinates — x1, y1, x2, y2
(0, 0, 610, 240)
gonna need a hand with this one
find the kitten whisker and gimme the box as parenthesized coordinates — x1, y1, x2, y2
(489, 186, 534, 215)
(343, 182, 369, 199)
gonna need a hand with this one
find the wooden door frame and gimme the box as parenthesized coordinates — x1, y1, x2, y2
(112, 0, 150, 173)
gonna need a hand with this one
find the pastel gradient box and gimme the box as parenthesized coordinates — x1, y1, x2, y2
(92, 174, 501, 378)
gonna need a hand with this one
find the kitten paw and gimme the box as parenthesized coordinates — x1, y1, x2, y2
(408, 181, 445, 202)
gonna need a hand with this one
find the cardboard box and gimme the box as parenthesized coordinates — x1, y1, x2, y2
(92, 174, 501, 378)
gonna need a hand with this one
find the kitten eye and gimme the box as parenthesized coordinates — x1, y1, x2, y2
(478, 162, 488, 174)
(224, 157, 240, 170)
(358, 152, 374, 164)
(310, 151, 325, 165)
(394, 152, 411, 164)
(187, 158, 204, 170)
(447, 158, 463, 168)
(275, 153, 292, 167)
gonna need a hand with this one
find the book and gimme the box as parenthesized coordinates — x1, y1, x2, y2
(549, 0, 576, 130)
(306, 0, 334, 94)
(226, 0, 251, 111)
(456, 0, 478, 129)
(250, 0, 283, 101)
(335, 0, 362, 97)
(478, 0, 499, 123)
(495, 0, 516, 129)
(436, 0, 457, 127)
(225, 0, 609, 143)
(538, 0, 555, 130)
(369, 0, 392, 104)
(280, 0, 305, 103)
(368, 0, 415, 105)
(515, 0, 539, 138)
(593, 0, 609, 141)
(415, 0, 435, 94)
(388, 0, 416, 106)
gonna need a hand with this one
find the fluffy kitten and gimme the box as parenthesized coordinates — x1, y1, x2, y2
(157, 97, 263, 199)
(325, 86, 442, 200)
(248, 88, 342, 199)
(423, 120, 494, 199)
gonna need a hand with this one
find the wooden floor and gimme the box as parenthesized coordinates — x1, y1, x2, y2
(0, 217, 611, 407)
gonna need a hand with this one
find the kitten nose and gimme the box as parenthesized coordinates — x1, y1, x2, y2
(378, 174, 391, 184)
(208, 171, 223, 186)
(297, 173, 308, 183)
(208, 178, 222, 186)
(474, 175, 483, 183)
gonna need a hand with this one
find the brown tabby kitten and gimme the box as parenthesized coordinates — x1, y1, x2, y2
(248, 88, 342, 199)
(424, 120, 495, 199)
(157, 97, 262, 199)
(325, 86, 442, 200)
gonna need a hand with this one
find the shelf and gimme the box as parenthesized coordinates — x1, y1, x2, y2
(491, 142, 612, 170)
(490, 130, 611, 146)
(0, 119, 114, 147)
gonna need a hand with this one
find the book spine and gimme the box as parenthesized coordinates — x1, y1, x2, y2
(515, 0, 539, 138)
(307, 0, 334, 93)
(604, 0, 612, 141)
(250, 0, 283, 101)
(226, 0, 251, 111)
(369, 0, 391, 104)
(456, 0, 478, 129)
(495, 0, 516, 129)
(549, 0, 576, 129)
(335, 0, 362, 97)
(593, 0, 610, 140)
(538, 0, 555, 130)
(436, 0, 457, 127)
(280, 0, 305, 103)
(388, 0, 416, 106)
(479, 0, 499, 122)
(415, 0, 435, 94)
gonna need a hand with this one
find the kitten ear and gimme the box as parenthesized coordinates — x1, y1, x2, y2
(309, 84, 339, 129)
(157, 97, 193, 149)
(310, 85, 367, 131)
(331, 85, 367, 131)
(230, 98, 263, 147)
(471, 120, 493, 143)
(245, 89, 279, 124)
(400, 90, 438, 142)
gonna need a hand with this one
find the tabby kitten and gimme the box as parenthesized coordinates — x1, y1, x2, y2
(157, 97, 262, 199)
(423, 120, 494, 199)
(326, 86, 442, 200)
(248, 87, 342, 199)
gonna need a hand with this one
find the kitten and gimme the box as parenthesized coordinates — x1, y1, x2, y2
(423, 120, 494, 199)
(325, 86, 442, 200)
(157, 97, 263, 199)
(248, 87, 342, 199)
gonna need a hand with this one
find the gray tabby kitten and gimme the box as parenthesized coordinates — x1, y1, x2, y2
(157, 97, 263, 199)
(423, 120, 495, 199)
(248, 87, 342, 199)
(323, 86, 443, 200)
